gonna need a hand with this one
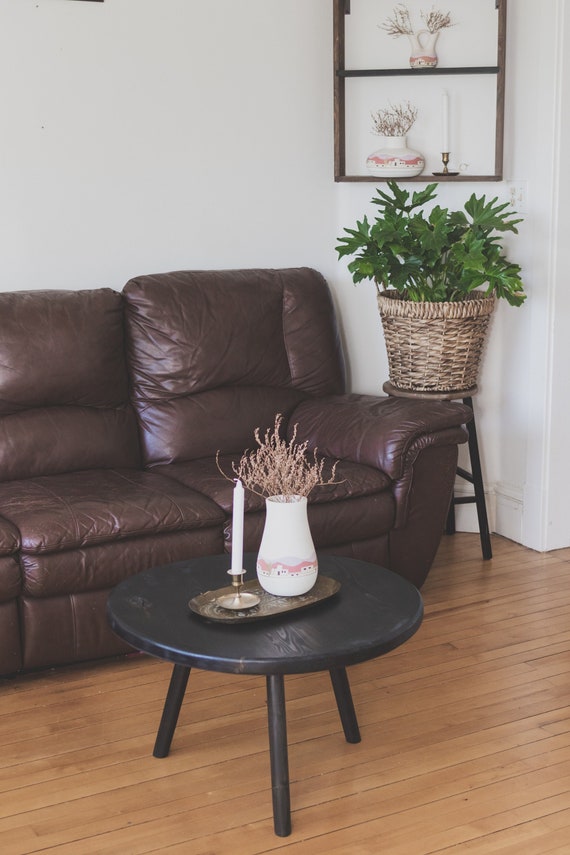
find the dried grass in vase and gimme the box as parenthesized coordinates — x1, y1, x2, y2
(218, 414, 340, 502)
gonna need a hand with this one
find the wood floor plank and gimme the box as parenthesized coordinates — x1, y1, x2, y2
(1, 534, 570, 853)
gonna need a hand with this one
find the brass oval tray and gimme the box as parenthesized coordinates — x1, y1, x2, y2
(188, 576, 341, 624)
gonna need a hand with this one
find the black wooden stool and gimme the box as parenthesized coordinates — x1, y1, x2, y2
(383, 382, 492, 560)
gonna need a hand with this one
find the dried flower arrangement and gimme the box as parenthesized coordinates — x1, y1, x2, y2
(381, 4, 453, 37)
(371, 101, 418, 137)
(218, 414, 339, 502)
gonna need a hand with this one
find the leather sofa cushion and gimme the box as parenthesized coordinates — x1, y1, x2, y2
(21, 528, 225, 599)
(154, 454, 393, 513)
(0, 469, 225, 554)
(0, 288, 141, 480)
(0, 406, 140, 482)
(123, 268, 346, 464)
(124, 268, 344, 400)
(137, 387, 308, 465)
(157, 455, 395, 557)
(0, 288, 129, 415)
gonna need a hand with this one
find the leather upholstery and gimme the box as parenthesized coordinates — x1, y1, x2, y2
(0, 288, 139, 480)
(122, 268, 344, 463)
(0, 268, 471, 676)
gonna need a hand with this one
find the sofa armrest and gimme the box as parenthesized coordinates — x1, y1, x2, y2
(289, 393, 472, 482)
(290, 392, 472, 563)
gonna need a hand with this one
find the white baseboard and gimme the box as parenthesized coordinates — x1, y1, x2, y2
(494, 482, 524, 543)
(452, 484, 494, 533)
(451, 481, 524, 544)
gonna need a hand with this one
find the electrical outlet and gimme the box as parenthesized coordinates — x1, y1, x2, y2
(505, 181, 527, 214)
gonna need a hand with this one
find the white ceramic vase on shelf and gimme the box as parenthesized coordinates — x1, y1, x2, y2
(256, 495, 318, 597)
(366, 135, 425, 178)
(407, 30, 439, 68)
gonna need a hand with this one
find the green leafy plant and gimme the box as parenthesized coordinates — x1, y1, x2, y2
(336, 181, 526, 306)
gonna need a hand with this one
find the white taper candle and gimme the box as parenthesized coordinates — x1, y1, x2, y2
(442, 90, 450, 152)
(230, 479, 245, 572)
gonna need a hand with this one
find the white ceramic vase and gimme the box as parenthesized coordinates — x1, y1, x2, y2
(366, 135, 425, 178)
(407, 30, 439, 68)
(256, 495, 318, 597)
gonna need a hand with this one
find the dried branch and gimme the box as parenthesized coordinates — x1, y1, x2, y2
(380, 4, 413, 36)
(381, 5, 453, 37)
(371, 101, 418, 137)
(421, 8, 453, 33)
(217, 414, 340, 500)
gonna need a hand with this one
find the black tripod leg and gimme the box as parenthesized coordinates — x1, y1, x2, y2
(266, 674, 291, 837)
(153, 664, 191, 758)
(330, 667, 361, 744)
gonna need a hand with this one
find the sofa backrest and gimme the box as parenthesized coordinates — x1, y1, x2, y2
(122, 268, 346, 465)
(0, 288, 140, 482)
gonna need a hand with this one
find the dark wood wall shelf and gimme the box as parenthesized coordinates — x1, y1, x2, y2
(334, 0, 507, 182)
(338, 174, 502, 183)
(338, 67, 500, 78)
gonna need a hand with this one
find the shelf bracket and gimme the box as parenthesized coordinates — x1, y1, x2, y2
(344, 0, 351, 13)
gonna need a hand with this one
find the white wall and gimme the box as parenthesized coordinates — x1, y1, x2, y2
(0, 0, 566, 551)
(0, 0, 335, 287)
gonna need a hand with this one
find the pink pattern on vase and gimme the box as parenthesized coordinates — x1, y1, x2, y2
(257, 556, 318, 579)
(368, 154, 424, 168)
(366, 135, 425, 178)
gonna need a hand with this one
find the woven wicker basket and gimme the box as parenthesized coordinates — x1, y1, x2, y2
(377, 290, 496, 392)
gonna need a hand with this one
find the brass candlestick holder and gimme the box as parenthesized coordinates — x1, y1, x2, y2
(433, 152, 459, 177)
(216, 567, 261, 611)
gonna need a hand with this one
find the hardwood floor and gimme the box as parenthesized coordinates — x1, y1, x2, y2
(2, 534, 570, 854)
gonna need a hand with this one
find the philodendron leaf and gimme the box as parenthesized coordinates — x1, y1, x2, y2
(464, 194, 523, 233)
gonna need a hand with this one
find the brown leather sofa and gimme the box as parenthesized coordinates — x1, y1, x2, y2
(0, 268, 471, 676)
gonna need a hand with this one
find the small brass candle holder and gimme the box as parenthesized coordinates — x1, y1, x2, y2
(433, 152, 459, 177)
(216, 568, 261, 611)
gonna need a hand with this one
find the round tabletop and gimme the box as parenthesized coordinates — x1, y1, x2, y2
(106, 554, 423, 676)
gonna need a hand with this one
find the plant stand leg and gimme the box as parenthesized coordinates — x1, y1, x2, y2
(447, 397, 492, 560)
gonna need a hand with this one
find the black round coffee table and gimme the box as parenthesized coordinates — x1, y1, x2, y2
(107, 553, 423, 837)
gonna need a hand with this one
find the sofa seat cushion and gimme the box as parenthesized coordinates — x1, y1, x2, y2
(153, 454, 393, 511)
(0, 468, 225, 555)
(154, 455, 395, 549)
(21, 528, 225, 599)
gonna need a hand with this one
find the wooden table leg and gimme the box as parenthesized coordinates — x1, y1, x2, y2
(153, 664, 191, 758)
(266, 674, 291, 837)
(329, 667, 361, 744)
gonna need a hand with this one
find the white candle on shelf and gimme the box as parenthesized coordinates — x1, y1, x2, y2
(442, 90, 450, 152)
(230, 479, 245, 573)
